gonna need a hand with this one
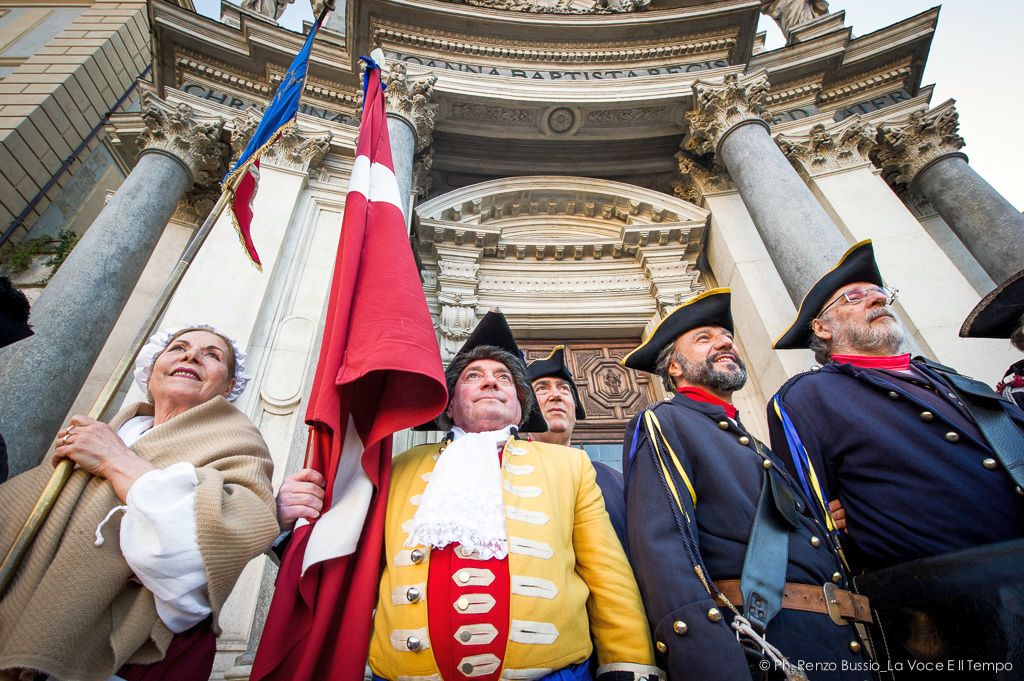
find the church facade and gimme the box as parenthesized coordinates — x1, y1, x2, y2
(1, 0, 1022, 676)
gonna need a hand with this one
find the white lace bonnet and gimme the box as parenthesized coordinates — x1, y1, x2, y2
(133, 323, 251, 402)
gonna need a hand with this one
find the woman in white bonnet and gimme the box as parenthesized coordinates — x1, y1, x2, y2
(0, 324, 280, 681)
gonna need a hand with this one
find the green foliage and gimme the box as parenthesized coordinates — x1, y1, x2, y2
(0, 229, 80, 284)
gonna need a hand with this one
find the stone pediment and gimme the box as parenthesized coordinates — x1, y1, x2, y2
(416, 175, 709, 261)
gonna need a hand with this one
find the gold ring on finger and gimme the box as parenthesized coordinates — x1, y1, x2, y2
(62, 433, 71, 446)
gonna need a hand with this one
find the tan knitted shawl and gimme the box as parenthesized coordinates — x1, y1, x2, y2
(0, 397, 279, 681)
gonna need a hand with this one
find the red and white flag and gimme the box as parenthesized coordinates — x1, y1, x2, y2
(251, 57, 448, 681)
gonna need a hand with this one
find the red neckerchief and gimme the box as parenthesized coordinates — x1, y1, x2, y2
(830, 353, 912, 371)
(678, 386, 737, 419)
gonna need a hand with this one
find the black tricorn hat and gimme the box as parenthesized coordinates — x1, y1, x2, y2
(0, 276, 33, 349)
(773, 240, 883, 350)
(527, 345, 587, 420)
(960, 269, 1024, 340)
(622, 288, 733, 374)
(414, 310, 548, 432)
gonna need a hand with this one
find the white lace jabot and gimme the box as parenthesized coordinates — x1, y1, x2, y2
(403, 426, 513, 560)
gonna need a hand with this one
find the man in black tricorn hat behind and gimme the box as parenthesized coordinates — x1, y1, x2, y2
(768, 241, 1024, 678)
(526, 345, 627, 549)
(276, 311, 662, 681)
(960, 268, 1024, 409)
(621, 289, 870, 680)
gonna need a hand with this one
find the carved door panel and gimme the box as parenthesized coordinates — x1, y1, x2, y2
(522, 340, 661, 445)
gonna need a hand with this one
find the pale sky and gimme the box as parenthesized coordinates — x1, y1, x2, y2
(194, 0, 1024, 209)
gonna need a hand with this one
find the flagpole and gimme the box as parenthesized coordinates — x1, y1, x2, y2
(0, 187, 234, 596)
(0, 0, 336, 596)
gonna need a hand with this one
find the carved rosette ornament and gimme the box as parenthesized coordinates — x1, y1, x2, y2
(775, 117, 878, 178)
(137, 95, 229, 189)
(683, 70, 774, 157)
(382, 62, 438, 154)
(871, 101, 966, 189)
(673, 153, 735, 204)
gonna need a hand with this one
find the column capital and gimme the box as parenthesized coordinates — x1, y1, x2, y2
(683, 70, 774, 156)
(775, 116, 877, 178)
(230, 112, 332, 177)
(872, 100, 967, 189)
(381, 62, 438, 154)
(673, 153, 735, 204)
(137, 94, 229, 188)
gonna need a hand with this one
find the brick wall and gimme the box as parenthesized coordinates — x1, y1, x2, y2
(0, 0, 149, 242)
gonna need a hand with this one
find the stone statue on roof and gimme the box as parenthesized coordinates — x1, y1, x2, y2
(760, 0, 829, 35)
(240, 0, 295, 22)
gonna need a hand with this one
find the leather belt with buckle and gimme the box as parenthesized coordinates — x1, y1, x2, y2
(715, 579, 873, 624)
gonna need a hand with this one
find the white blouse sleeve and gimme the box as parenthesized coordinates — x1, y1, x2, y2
(119, 461, 212, 633)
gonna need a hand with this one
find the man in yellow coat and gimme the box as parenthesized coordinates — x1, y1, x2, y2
(277, 311, 661, 681)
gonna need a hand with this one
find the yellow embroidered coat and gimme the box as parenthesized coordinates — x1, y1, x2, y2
(368, 437, 660, 680)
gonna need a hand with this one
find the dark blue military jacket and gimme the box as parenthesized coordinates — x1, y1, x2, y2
(592, 460, 628, 554)
(768, 359, 1024, 571)
(624, 393, 870, 681)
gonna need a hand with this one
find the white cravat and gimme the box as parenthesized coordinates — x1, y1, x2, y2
(404, 426, 513, 560)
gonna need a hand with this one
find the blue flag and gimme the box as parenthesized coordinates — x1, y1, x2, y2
(222, 14, 325, 267)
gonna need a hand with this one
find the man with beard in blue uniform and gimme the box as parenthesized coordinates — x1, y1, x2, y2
(622, 289, 872, 681)
(767, 241, 1024, 679)
(768, 241, 1024, 571)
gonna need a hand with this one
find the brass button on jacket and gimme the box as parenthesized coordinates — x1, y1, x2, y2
(887, 391, 899, 399)
(672, 620, 688, 636)
(919, 411, 934, 422)
(849, 641, 862, 654)
(707, 607, 722, 623)
(762, 459, 772, 470)
(944, 431, 960, 443)
(656, 641, 668, 654)
(982, 458, 998, 470)
(810, 536, 821, 548)
(717, 421, 729, 430)
(738, 436, 750, 446)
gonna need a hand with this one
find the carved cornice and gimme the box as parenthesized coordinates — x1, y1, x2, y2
(137, 94, 229, 188)
(381, 62, 438, 154)
(871, 100, 966, 188)
(775, 116, 877, 177)
(457, 0, 650, 14)
(673, 154, 735, 203)
(683, 70, 774, 156)
(174, 48, 359, 111)
(817, 57, 913, 108)
(765, 72, 824, 109)
(372, 19, 735, 65)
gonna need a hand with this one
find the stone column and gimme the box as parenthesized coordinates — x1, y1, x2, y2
(0, 97, 227, 475)
(683, 70, 848, 304)
(873, 100, 1024, 285)
(674, 157, 814, 414)
(382, 62, 437, 222)
(776, 117, 1016, 379)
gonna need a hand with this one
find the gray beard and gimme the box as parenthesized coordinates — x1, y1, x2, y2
(835, 308, 904, 356)
(677, 351, 748, 393)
